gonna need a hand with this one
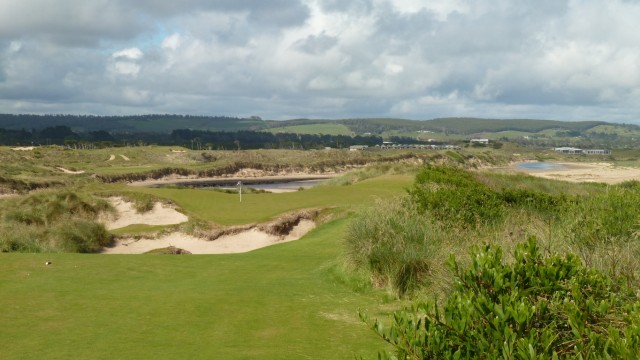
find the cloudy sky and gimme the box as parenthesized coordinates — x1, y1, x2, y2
(1, 0, 640, 123)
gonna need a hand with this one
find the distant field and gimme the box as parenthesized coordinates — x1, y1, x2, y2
(266, 123, 353, 136)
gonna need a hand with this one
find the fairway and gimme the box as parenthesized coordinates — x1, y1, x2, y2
(133, 174, 413, 225)
(0, 219, 392, 359)
(0, 175, 414, 359)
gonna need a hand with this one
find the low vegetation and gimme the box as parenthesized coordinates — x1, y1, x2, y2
(365, 239, 640, 358)
(0, 190, 112, 252)
(346, 165, 640, 357)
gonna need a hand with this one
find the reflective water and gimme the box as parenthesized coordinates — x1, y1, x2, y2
(516, 162, 565, 170)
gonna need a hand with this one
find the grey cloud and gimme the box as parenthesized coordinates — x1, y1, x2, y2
(318, 0, 373, 14)
(2, 0, 640, 123)
(294, 33, 338, 54)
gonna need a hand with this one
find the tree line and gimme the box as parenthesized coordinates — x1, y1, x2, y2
(0, 126, 383, 150)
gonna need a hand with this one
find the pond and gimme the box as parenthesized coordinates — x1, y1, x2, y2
(209, 180, 323, 192)
(516, 162, 566, 171)
(148, 176, 330, 192)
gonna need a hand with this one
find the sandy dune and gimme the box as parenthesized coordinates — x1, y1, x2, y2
(512, 162, 640, 184)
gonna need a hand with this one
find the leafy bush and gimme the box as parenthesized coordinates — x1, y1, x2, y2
(365, 239, 640, 359)
(409, 165, 505, 228)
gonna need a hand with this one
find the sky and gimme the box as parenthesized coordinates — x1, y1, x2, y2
(1, 0, 640, 123)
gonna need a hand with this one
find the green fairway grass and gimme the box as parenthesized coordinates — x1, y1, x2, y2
(131, 174, 413, 225)
(0, 218, 391, 359)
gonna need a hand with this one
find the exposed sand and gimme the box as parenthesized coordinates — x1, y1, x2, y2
(102, 220, 316, 254)
(119, 154, 130, 161)
(56, 167, 86, 174)
(101, 197, 188, 230)
(10, 146, 35, 151)
(511, 162, 640, 184)
(108, 154, 115, 161)
(100, 196, 317, 253)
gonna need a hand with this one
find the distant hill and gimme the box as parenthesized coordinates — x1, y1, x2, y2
(0, 113, 635, 139)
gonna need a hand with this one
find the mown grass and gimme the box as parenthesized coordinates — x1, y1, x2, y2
(131, 174, 413, 225)
(0, 218, 392, 359)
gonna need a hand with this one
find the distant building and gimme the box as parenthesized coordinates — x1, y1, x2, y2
(470, 138, 489, 145)
(554, 147, 611, 155)
(349, 145, 368, 151)
(582, 149, 612, 155)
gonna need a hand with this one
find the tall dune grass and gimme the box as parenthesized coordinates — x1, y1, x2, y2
(0, 190, 113, 253)
(345, 165, 640, 297)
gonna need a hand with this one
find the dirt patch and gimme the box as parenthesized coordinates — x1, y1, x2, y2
(10, 146, 35, 151)
(119, 154, 130, 161)
(100, 197, 188, 230)
(108, 154, 115, 161)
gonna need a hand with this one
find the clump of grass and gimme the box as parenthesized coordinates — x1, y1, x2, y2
(0, 190, 113, 253)
(345, 197, 444, 297)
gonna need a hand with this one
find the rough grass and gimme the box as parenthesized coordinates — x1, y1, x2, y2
(345, 165, 640, 298)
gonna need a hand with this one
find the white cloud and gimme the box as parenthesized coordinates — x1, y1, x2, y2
(112, 47, 143, 60)
(161, 33, 182, 51)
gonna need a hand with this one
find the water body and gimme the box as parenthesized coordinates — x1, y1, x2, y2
(516, 162, 566, 171)
(149, 177, 329, 192)
(213, 180, 323, 192)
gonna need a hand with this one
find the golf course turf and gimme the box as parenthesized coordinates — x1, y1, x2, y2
(1, 176, 413, 359)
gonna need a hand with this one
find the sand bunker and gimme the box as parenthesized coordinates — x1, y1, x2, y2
(512, 162, 640, 184)
(102, 197, 188, 230)
(10, 146, 35, 151)
(108, 154, 116, 161)
(102, 220, 315, 254)
(119, 154, 130, 161)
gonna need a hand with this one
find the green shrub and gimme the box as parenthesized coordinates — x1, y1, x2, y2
(365, 239, 640, 359)
(410, 165, 505, 228)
